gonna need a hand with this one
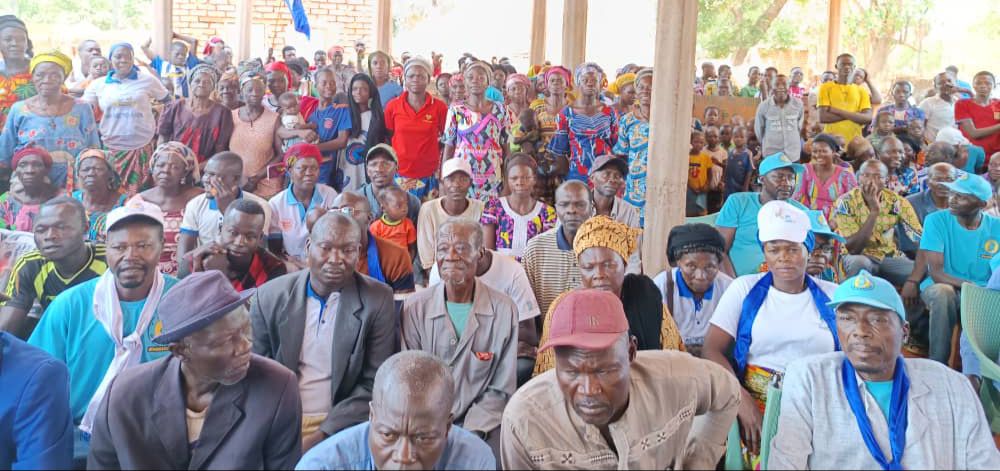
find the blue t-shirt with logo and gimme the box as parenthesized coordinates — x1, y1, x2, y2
(716, 192, 809, 276)
(27, 275, 179, 423)
(919, 211, 1000, 289)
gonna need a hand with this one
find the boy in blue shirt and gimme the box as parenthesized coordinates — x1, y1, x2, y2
(140, 32, 201, 98)
(916, 171, 1000, 364)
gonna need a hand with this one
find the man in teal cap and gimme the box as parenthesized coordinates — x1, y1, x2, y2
(715, 152, 808, 276)
(770, 270, 999, 469)
(913, 170, 1000, 363)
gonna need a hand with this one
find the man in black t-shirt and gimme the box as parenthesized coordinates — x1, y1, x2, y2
(0, 197, 107, 339)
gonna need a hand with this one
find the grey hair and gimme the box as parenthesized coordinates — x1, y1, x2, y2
(859, 159, 889, 178)
(372, 351, 455, 408)
(437, 217, 483, 251)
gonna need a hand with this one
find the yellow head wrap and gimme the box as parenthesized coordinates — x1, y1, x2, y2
(572, 215, 642, 263)
(607, 72, 636, 96)
(29, 50, 73, 77)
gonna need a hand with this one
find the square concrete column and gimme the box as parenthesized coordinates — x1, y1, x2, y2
(641, 0, 699, 274)
(561, 0, 587, 70)
(151, 0, 174, 59)
(376, 0, 392, 56)
(530, 0, 547, 66)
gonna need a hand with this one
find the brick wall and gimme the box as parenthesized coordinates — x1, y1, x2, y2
(172, 0, 375, 55)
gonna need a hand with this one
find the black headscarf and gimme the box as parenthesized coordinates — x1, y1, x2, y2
(348, 73, 387, 149)
(666, 223, 726, 265)
(620, 273, 665, 351)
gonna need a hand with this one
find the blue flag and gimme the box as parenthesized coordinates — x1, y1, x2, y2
(285, 0, 311, 39)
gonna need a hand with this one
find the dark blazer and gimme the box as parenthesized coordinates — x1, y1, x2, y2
(87, 354, 302, 470)
(250, 270, 397, 436)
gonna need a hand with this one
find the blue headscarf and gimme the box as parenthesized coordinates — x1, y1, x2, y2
(105, 42, 139, 83)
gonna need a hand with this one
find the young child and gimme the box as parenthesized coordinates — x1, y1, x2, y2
(687, 130, 713, 217)
(719, 124, 733, 151)
(906, 118, 929, 167)
(703, 106, 722, 128)
(141, 36, 199, 98)
(704, 126, 727, 212)
(512, 108, 541, 155)
(867, 110, 894, 151)
(369, 186, 417, 259)
(278, 91, 318, 152)
(724, 126, 754, 197)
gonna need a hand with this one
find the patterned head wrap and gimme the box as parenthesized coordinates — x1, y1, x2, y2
(448, 73, 464, 87)
(283, 142, 323, 169)
(572, 215, 642, 263)
(12, 146, 53, 169)
(464, 60, 492, 78)
(505, 73, 531, 91)
(607, 72, 635, 95)
(188, 63, 220, 85)
(544, 66, 572, 90)
(265, 61, 293, 88)
(203, 36, 224, 56)
(239, 69, 264, 89)
(29, 50, 72, 77)
(152, 141, 201, 182)
(76, 149, 121, 191)
(634, 67, 653, 85)
(403, 56, 432, 78)
(527, 64, 544, 79)
(574, 62, 605, 87)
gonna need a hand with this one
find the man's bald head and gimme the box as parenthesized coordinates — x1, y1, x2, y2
(928, 162, 956, 178)
(556, 180, 590, 202)
(310, 210, 362, 242)
(372, 351, 455, 413)
(554, 180, 593, 237)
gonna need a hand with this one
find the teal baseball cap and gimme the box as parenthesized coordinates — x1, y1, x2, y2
(806, 210, 846, 244)
(758, 152, 804, 177)
(827, 270, 905, 320)
(941, 170, 993, 202)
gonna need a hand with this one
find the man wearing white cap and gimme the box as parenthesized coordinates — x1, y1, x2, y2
(27, 199, 180, 460)
(705, 200, 840, 461)
(770, 270, 1000, 469)
(416, 158, 485, 273)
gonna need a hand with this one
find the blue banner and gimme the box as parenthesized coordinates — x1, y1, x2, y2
(285, 0, 311, 39)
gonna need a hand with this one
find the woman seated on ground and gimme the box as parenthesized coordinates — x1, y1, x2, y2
(129, 142, 204, 276)
(533, 215, 685, 375)
(479, 154, 556, 261)
(653, 223, 734, 357)
(0, 147, 62, 232)
(72, 150, 127, 242)
(703, 200, 840, 468)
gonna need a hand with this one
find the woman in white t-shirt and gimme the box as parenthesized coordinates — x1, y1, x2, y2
(703, 200, 839, 465)
(83, 43, 171, 196)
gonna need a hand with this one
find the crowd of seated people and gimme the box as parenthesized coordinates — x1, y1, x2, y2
(2, 13, 1000, 469)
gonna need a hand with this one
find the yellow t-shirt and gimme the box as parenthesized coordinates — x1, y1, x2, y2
(688, 152, 713, 192)
(818, 81, 872, 143)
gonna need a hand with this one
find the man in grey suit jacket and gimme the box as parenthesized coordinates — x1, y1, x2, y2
(88, 271, 303, 470)
(251, 211, 397, 453)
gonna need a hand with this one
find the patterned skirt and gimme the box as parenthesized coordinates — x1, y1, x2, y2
(108, 141, 156, 198)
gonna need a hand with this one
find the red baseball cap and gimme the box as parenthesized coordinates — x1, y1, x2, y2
(539, 289, 629, 352)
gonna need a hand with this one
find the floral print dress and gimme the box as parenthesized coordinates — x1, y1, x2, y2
(443, 101, 510, 201)
(0, 70, 34, 130)
(793, 163, 858, 219)
(613, 112, 650, 226)
(548, 105, 619, 183)
(479, 196, 557, 261)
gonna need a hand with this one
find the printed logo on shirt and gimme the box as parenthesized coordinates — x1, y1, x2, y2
(323, 118, 334, 129)
(280, 218, 294, 231)
(982, 239, 999, 259)
(424, 113, 433, 122)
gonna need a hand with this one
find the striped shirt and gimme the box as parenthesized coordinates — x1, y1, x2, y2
(521, 226, 581, 316)
(2, 243, 107, 314)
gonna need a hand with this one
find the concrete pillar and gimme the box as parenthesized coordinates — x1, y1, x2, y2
(235, 0, 252, 61)
(561, 0, 587, 69)
(376, 0, 392, 56)
(151, 0, 173, 60)
(530, 0, 547, 66)
(826, 0, 842, 70)
(641, 0, 699, 274)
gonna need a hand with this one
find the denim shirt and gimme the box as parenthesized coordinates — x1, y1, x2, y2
(295, 422, 495, 470)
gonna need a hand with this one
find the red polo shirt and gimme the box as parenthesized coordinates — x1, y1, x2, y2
(955, 98, 1000, 162)
(384, 91, 448, 179)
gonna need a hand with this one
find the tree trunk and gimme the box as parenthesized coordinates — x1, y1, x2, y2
(731, 0, 790, 65)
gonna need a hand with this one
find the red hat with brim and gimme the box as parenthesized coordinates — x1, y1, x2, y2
(539, 289, 629, 352)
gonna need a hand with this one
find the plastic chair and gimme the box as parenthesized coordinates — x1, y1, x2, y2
(960, 282, 1000, 434)
(686, 212, 719, 226)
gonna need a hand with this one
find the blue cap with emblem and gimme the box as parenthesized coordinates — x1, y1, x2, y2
(758, 152, 804, 177)
(827, 269, 905, 320)
(806, 209, 846, 244)
(941, 170, 993, 202)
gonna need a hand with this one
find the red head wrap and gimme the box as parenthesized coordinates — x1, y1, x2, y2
(283, 143, 323, 169)
(265, 61, 294, 89)
(12, 146, 53, 169)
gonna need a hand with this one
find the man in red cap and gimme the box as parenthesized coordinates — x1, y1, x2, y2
(501, 289, 740, 470)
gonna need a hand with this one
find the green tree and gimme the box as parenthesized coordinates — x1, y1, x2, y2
(842, 0, 932, 82)
(11, 0, 149, 31)
(697, 0, 791, 64)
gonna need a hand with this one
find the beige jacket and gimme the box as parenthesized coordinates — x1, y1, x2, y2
(401, 279, 517, 434)
(502, 350, 740, 470)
